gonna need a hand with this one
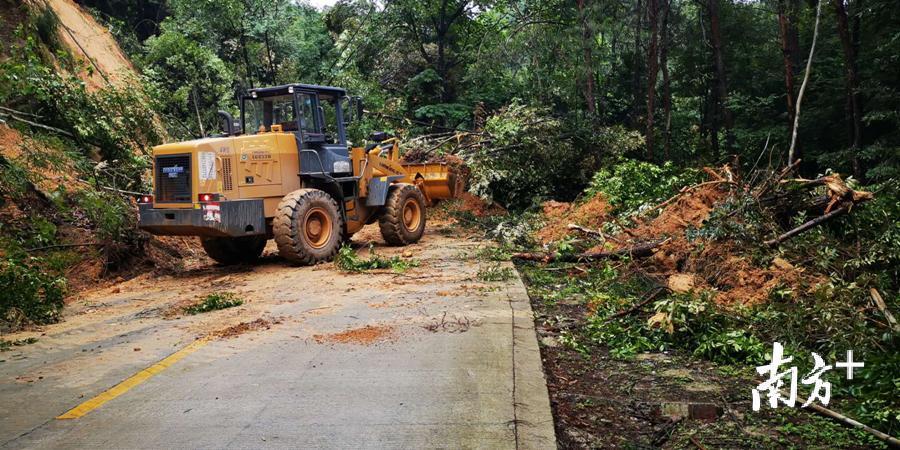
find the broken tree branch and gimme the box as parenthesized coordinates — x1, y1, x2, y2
(0, 106, 42, 118)
(870, 288, 899, 333)
(603, 286, 669, 323)
(0, 112, 75, 138)
(805, 403, 900, 448)
(566, 224, 623, 243)
(512, 239, 668, 263)
(764, 206, 850, 247)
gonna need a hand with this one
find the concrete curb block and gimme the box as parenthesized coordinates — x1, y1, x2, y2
(504, 263, 557, 449)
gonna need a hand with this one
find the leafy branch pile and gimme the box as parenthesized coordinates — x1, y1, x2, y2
(509, 158, 898, 437)
(334, 244, 418, 273)
(183, 292, 244, 315)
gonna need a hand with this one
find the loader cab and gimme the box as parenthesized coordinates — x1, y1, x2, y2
(240, 83, 360, 177)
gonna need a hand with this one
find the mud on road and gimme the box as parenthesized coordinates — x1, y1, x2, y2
(0, 222, 555, 448)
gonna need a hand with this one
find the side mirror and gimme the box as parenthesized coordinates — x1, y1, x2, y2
(353, 96, 364, 121)
(341, 96, 352, 124)
(218, 110, 236, 136)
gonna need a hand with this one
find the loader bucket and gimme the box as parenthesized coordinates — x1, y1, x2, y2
(401, 162, 465, 202)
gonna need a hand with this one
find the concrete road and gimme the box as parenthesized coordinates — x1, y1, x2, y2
(0, 224, 555, 449)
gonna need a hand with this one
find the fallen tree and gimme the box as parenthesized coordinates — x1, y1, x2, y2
(512, 239, 668, 263)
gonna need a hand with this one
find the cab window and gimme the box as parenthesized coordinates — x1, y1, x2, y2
(319, 95, 339, 144)
(243, 93, 316, 134)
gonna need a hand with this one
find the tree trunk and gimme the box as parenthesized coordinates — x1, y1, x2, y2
(437, 0, 450, 104)
(660, 0, 673, 159)
(777, 0, 800, 142)
(632, 0, 644, 127)
(707, 0, 734, 153)
(832, 0, 863, 179)
(646, 0, 660, 159)
(577, 0, 597, 115)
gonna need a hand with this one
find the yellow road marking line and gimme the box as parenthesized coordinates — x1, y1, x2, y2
(57, 338, 210, 420)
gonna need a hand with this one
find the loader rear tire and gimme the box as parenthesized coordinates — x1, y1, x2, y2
(274, 189, 343, 265)
(200, 235, 266, 265)
(379, 184, 426, 246)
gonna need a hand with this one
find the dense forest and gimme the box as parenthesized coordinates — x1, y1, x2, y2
(1, 0, 898, 447)
(79, 0, 899, 194)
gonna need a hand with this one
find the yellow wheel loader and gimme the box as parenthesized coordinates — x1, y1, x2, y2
(138, 84, 463, 265)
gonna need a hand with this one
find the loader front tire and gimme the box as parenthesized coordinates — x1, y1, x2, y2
(379, 184, 426, 246)
(274, 189, 343, 265)
(200, 235, 267, 265)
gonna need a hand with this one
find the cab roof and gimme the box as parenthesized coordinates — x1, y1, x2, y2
(247, 83, 347, 98)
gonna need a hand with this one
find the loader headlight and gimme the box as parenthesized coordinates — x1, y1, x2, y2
(333, 160, 351, 173)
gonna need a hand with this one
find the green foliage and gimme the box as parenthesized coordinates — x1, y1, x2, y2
(32, 6, 61, 52)
(74, 190, 133, 241)
(0, 257, 66, 327)
(693, 329, 766, 365)
(334, 244, 419, 273)
(585, 313, 665, 358)
(0, 22, 160, 185)
(0, 158, 32, 200)
(0, 337, 39, 352)
(773, 410, 888, 449)
(474, 245, 512, 262)
(183, 292, 244, 315)
(586, 159, 700, 213)
(476, 263, 515, 282)
(414, 103, 471, 128)
(465, 101, 644, 209)
(140, 25, 232, 138)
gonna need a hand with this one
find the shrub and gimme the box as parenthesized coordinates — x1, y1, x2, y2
(586, 158, 700, 213)
(0, 257, 66, 327)
(73, 189, 134, 241)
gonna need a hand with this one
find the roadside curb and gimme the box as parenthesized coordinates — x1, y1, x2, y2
(504, 262, 557, 449)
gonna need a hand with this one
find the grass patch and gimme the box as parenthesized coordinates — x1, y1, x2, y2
(184, 292, 243, 315)
(334, 244, 419, 273)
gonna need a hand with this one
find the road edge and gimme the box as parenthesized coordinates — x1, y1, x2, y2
(505, 262, 557, 449)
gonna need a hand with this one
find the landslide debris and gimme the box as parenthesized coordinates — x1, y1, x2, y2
(520, 165, 872, 308)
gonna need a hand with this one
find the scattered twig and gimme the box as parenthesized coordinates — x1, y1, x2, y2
(603, 286, 669, 323)
(642, 180, 736, 217)
(76, 179, 144, 197)
(689, 434, 708, 450)
(25, 242, 102, 252)
(567, 223, 616, 242)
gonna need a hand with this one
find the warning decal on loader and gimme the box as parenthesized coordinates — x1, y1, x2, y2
(199, 152, 216, 181)
(202, 202, 221, 223)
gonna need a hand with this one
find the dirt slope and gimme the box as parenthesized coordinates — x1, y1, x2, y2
(44, 0, 136, 89)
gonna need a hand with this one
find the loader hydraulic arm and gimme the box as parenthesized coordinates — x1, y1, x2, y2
(353, 138, 407, 198)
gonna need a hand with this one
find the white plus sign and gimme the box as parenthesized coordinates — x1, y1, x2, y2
(836, 350, 864, 380)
